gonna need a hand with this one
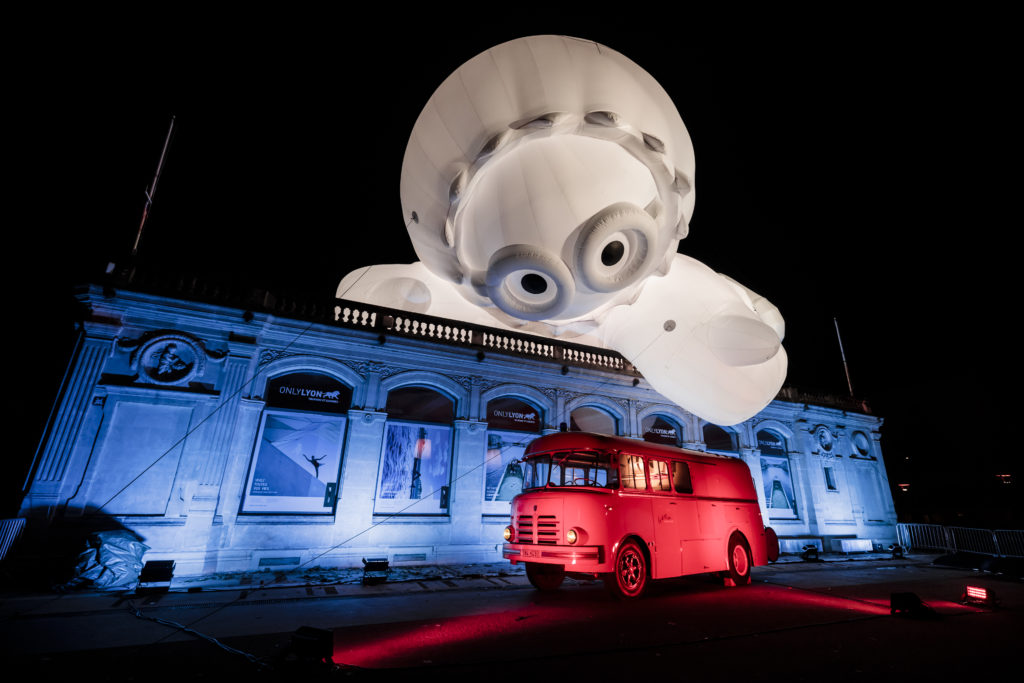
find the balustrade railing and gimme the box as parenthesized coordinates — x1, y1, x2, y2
(334, 299, 633, 375)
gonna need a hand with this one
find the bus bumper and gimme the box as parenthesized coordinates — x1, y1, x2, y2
(503, 543, 604, 570)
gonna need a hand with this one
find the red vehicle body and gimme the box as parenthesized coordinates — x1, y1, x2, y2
(503, 432, 779, 597)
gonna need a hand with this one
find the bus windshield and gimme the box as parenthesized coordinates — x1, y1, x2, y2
(522, 451, 618, 489)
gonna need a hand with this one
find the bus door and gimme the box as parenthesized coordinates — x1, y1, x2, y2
(671, 460, 704, 575)
(692, 462, 728, 572)
(648, 457, 681, 578)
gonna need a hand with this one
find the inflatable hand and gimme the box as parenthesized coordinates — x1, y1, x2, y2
(600, 254, 787, 425)
(338, 36, 787, 425)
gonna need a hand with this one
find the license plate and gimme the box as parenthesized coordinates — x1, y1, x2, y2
(521, 548, 541, 558)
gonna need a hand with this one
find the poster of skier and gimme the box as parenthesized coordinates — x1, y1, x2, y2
(241, 410, 346, 513)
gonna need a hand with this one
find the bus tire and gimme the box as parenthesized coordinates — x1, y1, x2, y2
(726, 533, 752, 587)
(525, 562, 565, 591)
(605, 539, 648, 598)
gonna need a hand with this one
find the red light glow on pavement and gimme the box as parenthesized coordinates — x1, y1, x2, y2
(332, 582, 897, 669)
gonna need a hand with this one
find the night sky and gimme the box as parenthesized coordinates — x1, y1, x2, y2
(9, 19, 1016, 524)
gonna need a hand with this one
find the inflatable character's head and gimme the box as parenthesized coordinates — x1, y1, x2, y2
(400, 35, 695, 322)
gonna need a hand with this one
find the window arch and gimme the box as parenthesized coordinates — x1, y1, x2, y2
(703, 424, 737, 452)
(375, 386, 455, 515)
(483, 396, 542, 513)
(265, 372, 352, 413)
(756, 429, 786, 456)
(569, 405, 619, 436)
(642, 414, 684, 447)
(385, 386, 453, 423)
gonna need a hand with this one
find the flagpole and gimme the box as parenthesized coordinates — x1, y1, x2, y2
(833, 317, 854, 397)
(131, 115, 176, 257)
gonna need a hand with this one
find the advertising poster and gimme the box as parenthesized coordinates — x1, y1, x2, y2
(241, 410, 346, 514)
(483, 432, 530, 513)
(761, 456, 797, 517)
(375, 423, 452, 514)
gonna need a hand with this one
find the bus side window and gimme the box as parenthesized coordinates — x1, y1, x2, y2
(649, 459, 671, 491)
(619, 454, 646, 489)
(673, 461, 693, 494)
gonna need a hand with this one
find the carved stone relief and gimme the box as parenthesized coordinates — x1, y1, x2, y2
(125, 331, 222, 386)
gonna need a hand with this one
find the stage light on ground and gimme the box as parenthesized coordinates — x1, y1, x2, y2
(136, 560, 175, 595)
(801, 545, 819, 561)
(889, 543, 904, 559)
(362, 557, 390, 585)
(961, 585, 997, 607)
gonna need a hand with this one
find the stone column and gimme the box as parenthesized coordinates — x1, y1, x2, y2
(196, 340, 255, 490)
(22, 330, 113, 517)
(449, 419, 489, 544)
(332, 410, 387, 547)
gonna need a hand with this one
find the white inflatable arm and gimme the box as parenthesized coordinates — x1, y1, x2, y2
(599, 254, 787, 425)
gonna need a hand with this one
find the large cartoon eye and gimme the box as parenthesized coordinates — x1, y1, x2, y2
(575, 203, 658, 293)
(486, 245, 575, 320)
(601, 241, 625, 266)
(520, 273, 548, 294)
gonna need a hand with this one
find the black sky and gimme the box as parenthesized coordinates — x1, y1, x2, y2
(9, 18, 1016, 523)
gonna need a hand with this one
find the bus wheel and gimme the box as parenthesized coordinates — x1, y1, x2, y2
(725, 533, 752, 587)
(526, 563, 565, 591)
(605, 540, 648, 598)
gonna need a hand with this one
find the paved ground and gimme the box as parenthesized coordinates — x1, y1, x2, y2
(2, 552, 1020, 680)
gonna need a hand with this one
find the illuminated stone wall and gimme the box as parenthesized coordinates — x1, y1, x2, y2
(20, 285, 896, 574)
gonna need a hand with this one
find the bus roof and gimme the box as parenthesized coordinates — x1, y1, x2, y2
(524, 432, 739, 465)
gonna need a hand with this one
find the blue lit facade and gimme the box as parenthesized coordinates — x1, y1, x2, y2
(20, 283, 897, 575)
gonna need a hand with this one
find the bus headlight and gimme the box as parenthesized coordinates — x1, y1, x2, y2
(504, 526, 514, 542)
(567, 528, 578, 544)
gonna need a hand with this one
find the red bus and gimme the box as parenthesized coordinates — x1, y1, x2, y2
(503, 432, 779, 597)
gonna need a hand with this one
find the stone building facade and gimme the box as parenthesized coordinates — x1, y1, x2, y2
(20, 281, 897, 575)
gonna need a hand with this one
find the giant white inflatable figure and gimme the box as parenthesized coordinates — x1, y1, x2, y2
(339, 35, 787, 425)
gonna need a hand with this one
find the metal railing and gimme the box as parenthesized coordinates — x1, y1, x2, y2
(897, 523, 1024, 558)
(0, 518, 26, 562)
(334, 300, 633, 375)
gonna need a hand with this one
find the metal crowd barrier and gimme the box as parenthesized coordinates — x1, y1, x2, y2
(0, 518, 26, 562)
(897, 522, 1024, 557)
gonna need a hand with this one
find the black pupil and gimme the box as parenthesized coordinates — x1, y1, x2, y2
(601, 241, 625, 266)
(521, 274, 547, 294)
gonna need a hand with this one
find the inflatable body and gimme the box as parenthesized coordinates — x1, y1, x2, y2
(338, 36, 787, 425)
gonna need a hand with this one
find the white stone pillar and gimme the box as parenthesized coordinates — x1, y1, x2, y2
(449, 419, 489, 544)
(332, 410, 386, 547)
(21, 332, 112, 517)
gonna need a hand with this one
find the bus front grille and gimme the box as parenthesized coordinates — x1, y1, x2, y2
(516, 515, 560, 544)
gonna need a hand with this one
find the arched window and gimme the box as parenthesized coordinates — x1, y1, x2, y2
(757, 429, 797, 519)
(241, 372, 352, 514)
(569, 406, 619, 435)
(384, 386, 453, 422)
(483, 397, 542, 513)
(703, 424, 737, 452)
(642, 414, 683, 447)
(375, 386, 454, 514)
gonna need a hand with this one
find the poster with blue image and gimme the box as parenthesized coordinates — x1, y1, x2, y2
(242, 410, 346, 513)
